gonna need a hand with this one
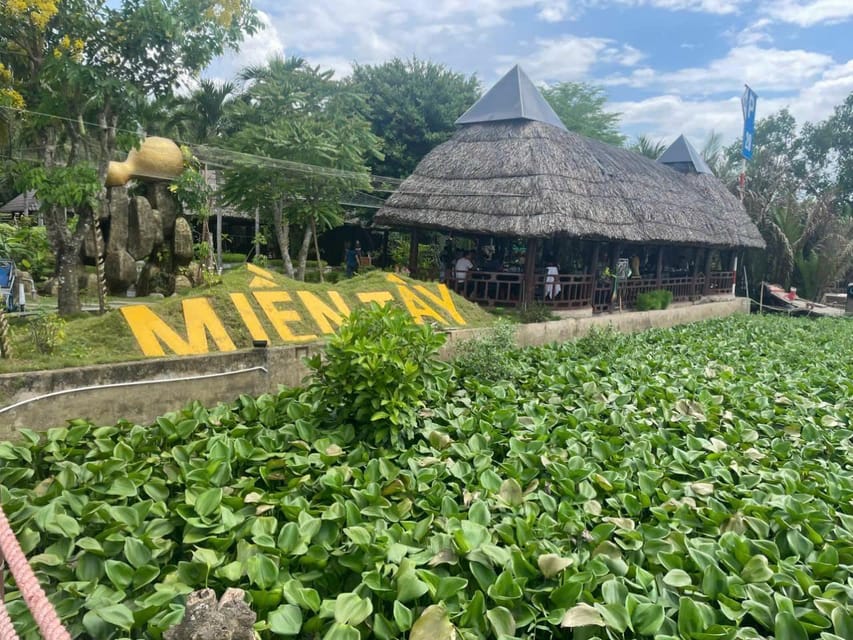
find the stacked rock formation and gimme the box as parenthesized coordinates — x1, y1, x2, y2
(90, 183, 194, 294)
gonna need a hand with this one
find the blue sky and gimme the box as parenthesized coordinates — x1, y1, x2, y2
(207, 0, 853, 146)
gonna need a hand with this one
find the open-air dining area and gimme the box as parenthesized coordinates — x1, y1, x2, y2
(376, 65, 763, 314)
(443, 241, 738, 312)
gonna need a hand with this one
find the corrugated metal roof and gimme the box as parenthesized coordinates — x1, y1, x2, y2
(0, 191, 39, 213)
(455, 65, 567, 131)
(658, 135, 713, 175)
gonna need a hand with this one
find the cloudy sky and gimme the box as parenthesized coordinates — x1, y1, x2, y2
(207, 0, 853, 146)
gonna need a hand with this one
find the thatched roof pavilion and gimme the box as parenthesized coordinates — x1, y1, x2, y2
(375, 66, 762, 250)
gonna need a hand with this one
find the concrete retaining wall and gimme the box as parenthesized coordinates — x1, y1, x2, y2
(0, 297, 748, 437)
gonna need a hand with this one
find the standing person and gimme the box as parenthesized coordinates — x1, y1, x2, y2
(438, 240, 454, 283)
(454, 250, 475, 294)
(345, 242, 359, 278)
(545, 258, 561, 300)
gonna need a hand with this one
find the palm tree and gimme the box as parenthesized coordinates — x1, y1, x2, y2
(170, 79, 237, 144)
(630, 135, 667, 159)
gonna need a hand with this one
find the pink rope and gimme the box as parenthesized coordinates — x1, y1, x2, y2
(0, 590, 22, 640)
(0, 505, 70, 640)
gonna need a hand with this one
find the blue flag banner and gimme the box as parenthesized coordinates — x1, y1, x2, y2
(741, 85, 758, 160)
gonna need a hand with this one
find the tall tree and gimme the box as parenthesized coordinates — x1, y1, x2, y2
(220, 57, 382, 280)
(349, 57, 480, 178)
(629, 135, 667, 159)
(802, 92, 853, 209)
(541, 82, 625, 145)
(170, 79, 238, 144)
(0, 0, 257, 315)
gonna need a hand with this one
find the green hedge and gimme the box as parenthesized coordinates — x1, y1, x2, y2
(636, 289, 673, 311)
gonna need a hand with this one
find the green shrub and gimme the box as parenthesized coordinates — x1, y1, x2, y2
(305, 304, 449, 447)
(574, 323, 622, 357)
(221, 252, 247, 264)
(453, 319, 520, 382)
(636, 289, 673, 311)
(27, 311, 66, 354)
(519, 302, 556, 323)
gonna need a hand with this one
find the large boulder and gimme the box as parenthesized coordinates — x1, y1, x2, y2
(136, 262, 163, 297)
(164, 588, 255, 640)
(173, 217, 194, 266)
(174, 274, 193, 292)
(148, 183, 179, 236)
(107, 189, 130, 253)
(151, 209, 164, 249)
(105, 249, 137, 293)
(127, 196, 158, 260)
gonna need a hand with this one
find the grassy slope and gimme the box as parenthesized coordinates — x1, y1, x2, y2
(1, 267, 493, 373)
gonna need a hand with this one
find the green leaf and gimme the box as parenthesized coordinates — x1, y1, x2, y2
(486, 607, 516, 637)
(776, 611, 808, 640)
(269, 604, 302, 635)
(195, 487, 223, 517)
(97, 604, 135, 630)
(124, 537, 152, 568)
(498, 478, 523, 506)
(664, 569, 693, 588)
(633, 602, 666, 635)
(334, 592, 373, 626)
(322, 623, 360, 640)
(741, 555, 774, 583)
(247, 553, 278, 589)
(104, 559, 134, 590)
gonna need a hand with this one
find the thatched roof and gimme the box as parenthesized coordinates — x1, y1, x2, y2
(0, 191, 39, 214)
(375, 120, 764, 249)
(659, 135, 713, 175)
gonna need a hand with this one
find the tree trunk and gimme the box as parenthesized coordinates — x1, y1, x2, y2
(311, 217, 323, 283)
(56, 245, 82, 316)
(296, 225, 312, 281)
(272, 202, 294, 278)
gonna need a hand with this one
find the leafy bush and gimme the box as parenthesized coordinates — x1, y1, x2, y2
(453, 319, 520, 382)
(2, 315, 853, 640)
(573, 323, 623, 357)
(221, 252, 247, 264)
(27, 311, 66, 353)
(518, 302, 555, 324)
(636, 289, 674, 310)
(305, 304, 449, 447)
(0, 221, 53, 281)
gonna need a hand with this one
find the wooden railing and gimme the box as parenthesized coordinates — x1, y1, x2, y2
(450, 270, 736, 312)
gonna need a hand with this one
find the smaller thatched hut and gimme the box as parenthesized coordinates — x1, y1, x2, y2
(375, 65, 764, 310)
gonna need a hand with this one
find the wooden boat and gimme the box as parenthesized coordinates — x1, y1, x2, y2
(760, 283, 845, 318)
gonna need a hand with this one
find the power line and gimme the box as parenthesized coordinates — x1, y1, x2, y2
(0, 104, 403, 188)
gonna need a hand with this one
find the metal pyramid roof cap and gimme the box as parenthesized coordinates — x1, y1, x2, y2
(455, 65, 567, 131)
(658, 134, 713, 174)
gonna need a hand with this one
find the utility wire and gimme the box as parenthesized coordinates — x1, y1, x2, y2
(0, 104, 403, 188)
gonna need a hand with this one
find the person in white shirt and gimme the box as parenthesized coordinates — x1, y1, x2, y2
(454, 251, 475, 291)
(545, 260, 561, 299)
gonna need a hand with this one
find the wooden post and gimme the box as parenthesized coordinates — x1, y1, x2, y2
(254, 208, 260, 261)
(656, 246, 664, 287)
(610, 242, 623, 270)
(691, 247, 703, 299)
(382, 230, 389, 269)
(703, 248, 714, 295)
(589, 242, 600, 275)
(408, 229, 419, 278)
(523, 237, 538, 308)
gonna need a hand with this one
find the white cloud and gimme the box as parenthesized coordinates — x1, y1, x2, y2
(763, 0, 853, 27)
(508, 35, 645, 82)
(604, 0, 745, 14)
(612, 59, 853, 142)
(205, 11, 284, 81)
(604, 45, 834, 94)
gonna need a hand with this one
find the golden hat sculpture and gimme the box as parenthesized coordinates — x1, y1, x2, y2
(106, 136, 184, 187)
